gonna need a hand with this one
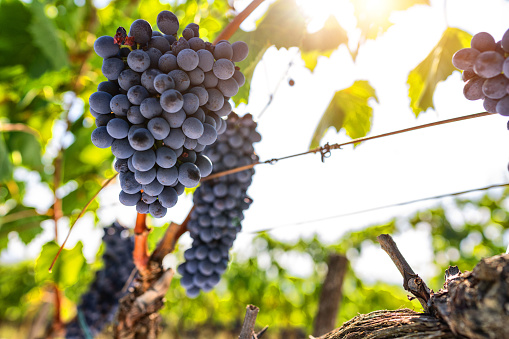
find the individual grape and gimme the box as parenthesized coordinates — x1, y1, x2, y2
(143, 179, 165, 196)
(232, 70, 245, 87)
(214, 100, 232, 117)
(182, 27, 194, 40)
(471, 32, 496, 52)
(146, 47, 163, 69)
(127, 85, 150, 107)
(141, 68, 162, 94)
(177, 49, 199, 71)
(186, 23, 200, 37)
(119, 190, 141, 206)
(147, 117, 170, 140)
(188, 37, 205, 51)
(204, 116, 216, 129)
(157, 167, 178, 186)
(163, 128, 186, 149)
(217, 78, 239, 97)
(187, 67, 204, 86)
(168, 69, 190, 92)
(128, 128, 154, 151)
(114, 158, 129, 173)
(118, 69, 141, 91)
(127, 49, 150, 73)
(502, 28, 509, 53)
(157, 10, 179, 35)
(98, 80, 120, 96)
(152, 31, 163, 37)
(172, 37, 191, 56)
(136, 200, 150, 214)
(132, 149, 156, 172)
(118, 47, 131, 58)
(182, 117, 204, 139)
(213, 41, 233, 60)
(158, 53, 178, 73)
(197, 123, 217, 146)
(134, 168, 157, 185)
(503, 58, 509, 79)
(162, 109, 186, 128)
(148, 36, 171, 54)
(127, 106, 145, 124)
(483, 97, 499, 113)
(110, 94, 131, 116)
(190, 108, 205, 122)
(160, 89, 184, 113)
(174, 182, 185, 195)
(179, 150, 197, 163)
(217, 118, 227, 134)
(203, 71, 218, 88)
(462, 69, 476, 82)
(195, 154, 212, 177)
(95, 113, 114, 127)
(111, 138, 136, 159)
(158, 186, 178, 208)
(149, 200, 167, 218)
(163, 34, 177, 45)
(156, 146, 177, 168)
(212, 59, 235, 80)
(197, 50, 214, 72)
(178, 162, 201, 187)
(154, 74, 175, 94)
(482, 75, 509, 99)
(205, 88, 224, 111)
(182, 93, 200, 114)
(119, 171, 142, 194)
(129, 19, 152, 44)
(89, 91, 113, 114)
(91, 126, 114, 148)
(184, 137, 198, 150)
(140, 97, 162, 119)
(496, 96, 509, 116)
(231, 41, 249, 62)
(106, 118, 129, 139)
(473, 51, 504, 78)
(463, 76, 485, 100)
(188, 87, 208, 106)
(141, 192, 157, 204)
(94, 36, 120, 58)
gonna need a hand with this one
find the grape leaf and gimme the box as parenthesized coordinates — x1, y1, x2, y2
(4, 131, 42, 170)
(310, 80, 378, 149)
(35, 241, 86, 288)
(352, 0, 430, 40)
(0, 205, 48, 251)
(230, 0, 348, 104)
(0, 134, 13, 182)
(407, 27, 472, 117)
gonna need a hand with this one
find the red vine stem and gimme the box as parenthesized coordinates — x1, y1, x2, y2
(213, 0, 265, 44)
(133, 213, 150, 276)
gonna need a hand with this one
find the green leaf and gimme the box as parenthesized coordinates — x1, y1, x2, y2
(230, 0, 348, 104)
(0, 133, 13, 182)
(353, 0, 430, 40)
(0, 205, 48, 251)
(4, 131, 42, 170)
(27, 0, 69, 71)
(35, 241, 86, 288)
(407, 27, 472, 117)
(310, 80, 378, 149)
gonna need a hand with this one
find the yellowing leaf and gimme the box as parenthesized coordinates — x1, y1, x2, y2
(407, 27, 472, 117)
(310, 80, 378, 149)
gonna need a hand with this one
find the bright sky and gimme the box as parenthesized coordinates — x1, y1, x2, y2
(3, 0, 509, 286)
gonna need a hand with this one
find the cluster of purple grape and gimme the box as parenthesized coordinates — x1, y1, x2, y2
(177, 113, 261, 297)
(452, 29, 509, 115)
(89, 10, 249, 218)
(65, 223, 134, 339)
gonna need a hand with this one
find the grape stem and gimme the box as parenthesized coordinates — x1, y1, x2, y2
(213, 0, 266, 44)
(133, 213, 150, 276)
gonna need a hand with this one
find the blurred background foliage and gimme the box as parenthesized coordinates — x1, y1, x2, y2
(0, 0, 504, 337)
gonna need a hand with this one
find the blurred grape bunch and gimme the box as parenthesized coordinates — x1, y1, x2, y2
(89, 9, 249, 218)
(65, 223, 134, 339)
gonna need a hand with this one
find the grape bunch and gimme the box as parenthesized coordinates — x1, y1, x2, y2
(452, 28, 509, 115)
(89, 10, 249, 218)
(65, 223, 134, 339)
(177, 113, 261, 297)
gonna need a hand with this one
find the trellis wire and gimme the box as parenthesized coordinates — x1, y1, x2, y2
(246, 182, 509, 234)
